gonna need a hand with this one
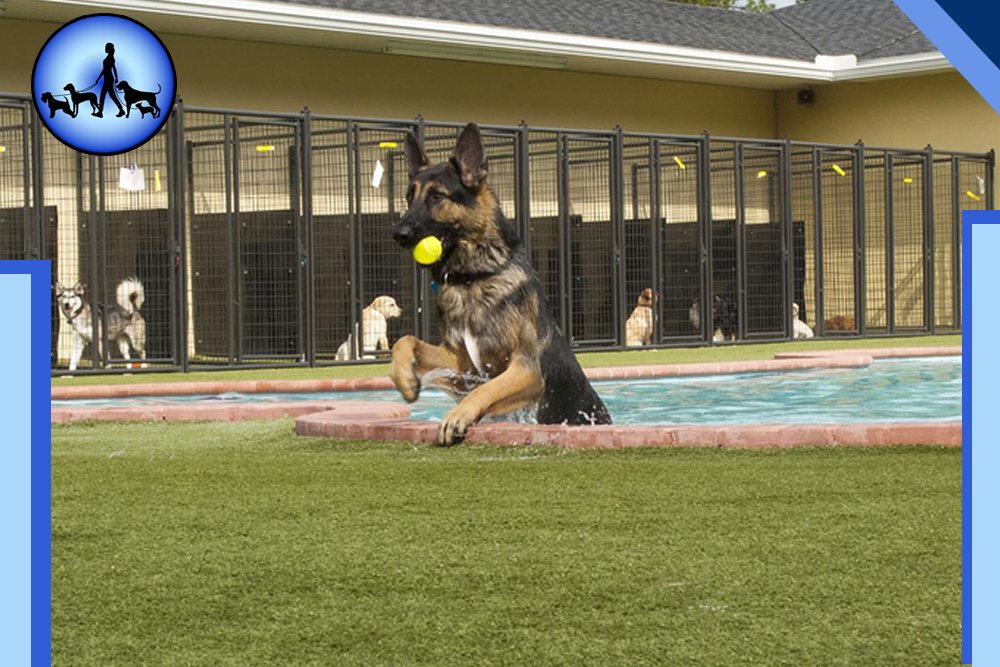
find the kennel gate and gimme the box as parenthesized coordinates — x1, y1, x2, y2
(622, 135, 707, 344)
(185, 110, 308, 367)
(789, 144, 863, 336)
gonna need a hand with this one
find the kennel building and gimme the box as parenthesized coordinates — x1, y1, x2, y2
(0, 96, 990, 374)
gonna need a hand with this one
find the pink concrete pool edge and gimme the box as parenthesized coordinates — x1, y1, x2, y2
(50, 400, 410, 426)
(51, 346, 961, 449)
(294, 414, 961, 449)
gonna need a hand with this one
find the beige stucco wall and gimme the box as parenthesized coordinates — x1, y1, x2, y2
(776, 70, 996, 155)
(0, 17, 776, 136)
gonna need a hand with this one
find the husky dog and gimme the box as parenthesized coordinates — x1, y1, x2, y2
(54, 278, 146, 371)
(390, 123, 611, 445)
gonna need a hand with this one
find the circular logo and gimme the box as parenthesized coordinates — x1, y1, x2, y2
(32, 14, 176, 156)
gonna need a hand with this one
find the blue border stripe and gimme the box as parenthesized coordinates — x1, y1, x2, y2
(894, 0, 1000, 114)
(965, 212, 1000, 667)
(962, 213, 973, 665)
(30, 261, 51, 667)
(0, 261, 52, 667)
(922, 1, 1000, 79)
(0, 273, 32, 666)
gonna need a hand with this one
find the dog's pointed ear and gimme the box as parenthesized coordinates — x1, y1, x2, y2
(403, 131, 428, 179)
(73, 282, 85, 295)
(454, 123, 488, 188)
(54, 282, 64, 293)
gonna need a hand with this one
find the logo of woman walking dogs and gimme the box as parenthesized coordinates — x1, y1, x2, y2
(32, 14, 176, 156)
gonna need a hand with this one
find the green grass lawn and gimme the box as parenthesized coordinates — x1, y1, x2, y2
(53, 334, 960, 386)
(52, 420, 961, 666)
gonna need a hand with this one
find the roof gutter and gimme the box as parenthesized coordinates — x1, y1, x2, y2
(37, 0, 953, 82)
(828, 52, 952, 81)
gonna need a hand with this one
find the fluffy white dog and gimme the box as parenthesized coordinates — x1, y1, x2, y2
(793, 302, 815, 339)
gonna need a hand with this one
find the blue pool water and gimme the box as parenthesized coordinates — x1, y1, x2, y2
(55, 357, 960, 425)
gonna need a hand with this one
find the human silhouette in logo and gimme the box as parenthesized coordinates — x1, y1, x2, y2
(93, 42, 125, 118)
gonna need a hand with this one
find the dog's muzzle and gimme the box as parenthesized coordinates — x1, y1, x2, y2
(393, 220, 419, 248)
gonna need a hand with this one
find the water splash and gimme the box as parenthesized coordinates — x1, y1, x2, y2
(417, 368, 539, 424)
(419, 367, 488, 400)
(482, 404, 538, 425)
(207, 392, 246, 401)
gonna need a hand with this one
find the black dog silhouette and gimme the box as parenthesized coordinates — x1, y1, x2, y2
(63, 84, 100, 116)
(115, 81, 161, 118)
(39, 92, 75, 118)
(136, 103, 157, 119)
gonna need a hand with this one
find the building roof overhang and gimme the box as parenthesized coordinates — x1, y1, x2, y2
(3, 0, 953, 90)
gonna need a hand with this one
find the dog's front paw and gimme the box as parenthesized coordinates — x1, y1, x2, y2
(437, 403, 481, 446)
(390, 336, 421, 403)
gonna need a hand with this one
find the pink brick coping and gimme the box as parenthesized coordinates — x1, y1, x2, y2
(773, 346, 959, 360)
(293, 414, 961, 449)
(52, 400, 408, 425)
(582, 353, 876, 381)
(50, 346, 959, 402)
(52, 376, 395, 400)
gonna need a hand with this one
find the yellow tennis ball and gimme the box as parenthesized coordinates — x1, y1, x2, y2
(413, 236, 443, 265)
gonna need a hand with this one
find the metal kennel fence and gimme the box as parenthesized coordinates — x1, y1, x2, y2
(0, 95, 990, 374)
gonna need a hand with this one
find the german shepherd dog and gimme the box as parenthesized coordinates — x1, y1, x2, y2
(391, 123, 611, 445)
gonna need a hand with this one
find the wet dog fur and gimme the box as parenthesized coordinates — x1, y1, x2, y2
(390, 123, 611, 445)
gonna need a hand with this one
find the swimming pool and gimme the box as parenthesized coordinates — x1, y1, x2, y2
(53, 357, 960, 425)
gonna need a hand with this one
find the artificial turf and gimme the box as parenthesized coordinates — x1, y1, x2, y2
(52, 420, 960, 666)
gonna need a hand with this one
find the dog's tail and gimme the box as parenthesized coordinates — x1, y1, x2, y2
(116, 277, 145, 314)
